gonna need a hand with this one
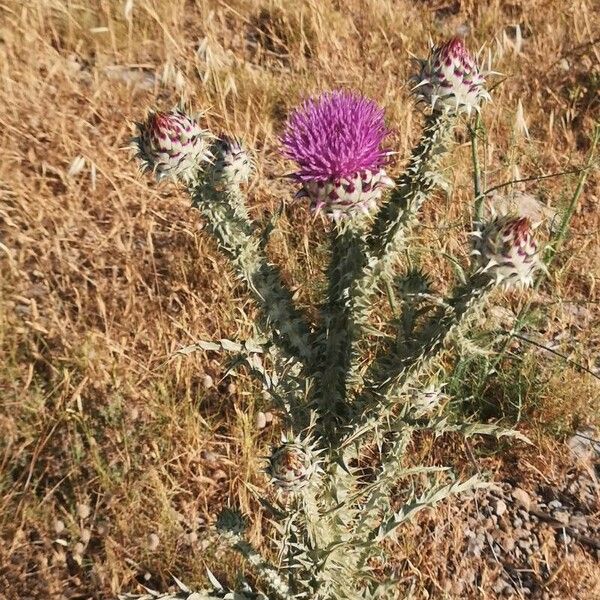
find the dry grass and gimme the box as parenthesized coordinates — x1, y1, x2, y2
(0, 0, 599, 598)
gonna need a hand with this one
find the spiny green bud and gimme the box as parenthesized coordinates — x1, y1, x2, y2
(267, 434, 321, 492)
(211, 136, 253, 185)
(473, 214, 541, 288)
(133, 109, 212, 182)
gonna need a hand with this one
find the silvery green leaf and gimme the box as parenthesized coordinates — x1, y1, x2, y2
(220, 338, 243, 352)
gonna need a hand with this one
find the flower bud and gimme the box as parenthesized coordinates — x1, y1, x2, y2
(133, 109, 211, 182)
(474, 215, 540, 287)
(267, 440, 318, 491)
(211, 136, 253, 185)
(413, 38, 489, 115)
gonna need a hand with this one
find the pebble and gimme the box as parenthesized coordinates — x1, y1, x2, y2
(212, 469, 227, 481)
(517, 539, 531, 550)
(80, 529, 91, 544)
(553, 510, 570, 525)
(512, 488, 532, 511)
(255, 411, 267, 429)
(503, 536, 516, 552)
(54, 520, 65, 534)
(76, 503, 91, 520)
(264, 411, 274, 423)
(569, 515, 588, 529)
(200, 450, 218, 463)
(147, 533, 160, 551)
(494, 499, 508, 516)
(73, 542, 85, 556)
(187, 531, 198, 544)
(556, 531, 571, 545)
(513, 517, 523, 528)
(201, 374, 214, 390)
(514, 528, 530, 540)
(548, 500, 562, 510)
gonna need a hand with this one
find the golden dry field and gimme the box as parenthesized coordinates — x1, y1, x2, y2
(1, 1, 599, 598)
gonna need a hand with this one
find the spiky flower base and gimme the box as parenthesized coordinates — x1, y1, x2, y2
(133, 109, 211, 182)
(413, 37, 489, 115)
(296, 168, 394, 221)
(474, 215, 540, 287)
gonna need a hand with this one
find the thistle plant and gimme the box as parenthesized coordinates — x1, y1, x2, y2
(123, 37, 546, 600)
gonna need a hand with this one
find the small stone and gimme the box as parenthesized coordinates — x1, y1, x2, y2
(76, 503, 91, 520)
(54, 520, 65, 534)
(255, 411, 267, 429)
(494, 578, 509, 594)
(517, 539, 532, 551)
(187, 531, 198, 544)
(548, 500, 562, 510)
(201, 374, 214, 390)
(495, 499, 508, 516)
(451, 580, 465, 595)
(513, 517, 523, 528)
(80, 529, 91, 544)
(559, 58, 570, 71)
(96, 522, 108, 536)
(147, 533, 160, 551)
(200, 450, 218, 463)
(73, 542, 85, 556)
(512, 488, 531, 511)
(264, 411, 274, 423)
(226, 382, 237, 395)
(568, 427, 600, 462)
(570, 515, 588, 529)
(553, 510, 569, 525)
(503, 536, 516, 552)
(515, 528, 530, 539)
(556, 531, 571, 545)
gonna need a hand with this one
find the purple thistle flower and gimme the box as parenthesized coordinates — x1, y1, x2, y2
(282, 90, 393, 220)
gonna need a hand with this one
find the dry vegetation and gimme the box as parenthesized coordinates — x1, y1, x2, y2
(1, 1, 599, 598)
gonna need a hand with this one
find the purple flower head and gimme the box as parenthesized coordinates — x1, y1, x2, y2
(282, 90, 390, 182)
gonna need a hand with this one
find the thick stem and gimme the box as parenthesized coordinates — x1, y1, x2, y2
(345, 112, 457, 388)
(315, 218, 368, 435)
(191, 178, 315, 370)
(344, 273, 494, 448)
